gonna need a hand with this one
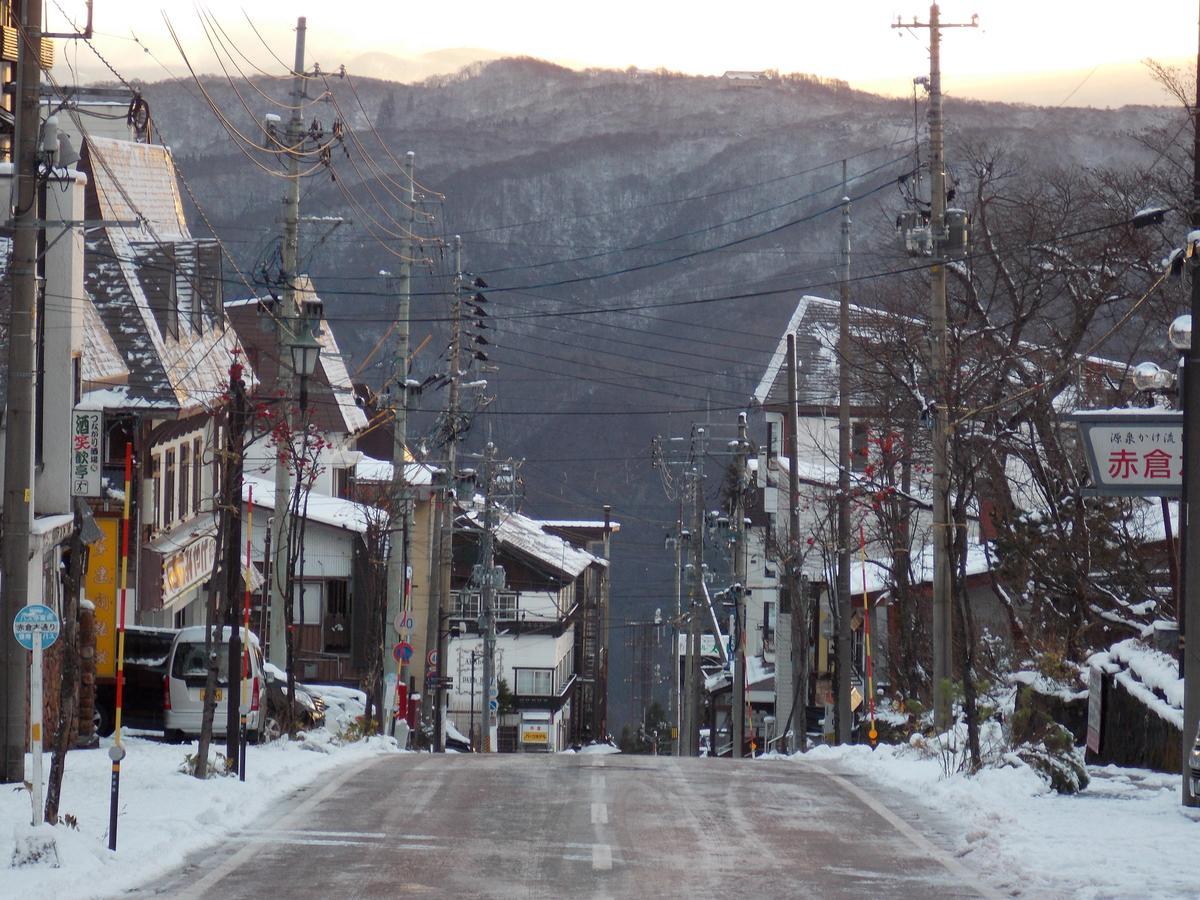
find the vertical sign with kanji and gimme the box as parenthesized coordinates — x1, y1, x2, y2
(71, 409, 102, 497)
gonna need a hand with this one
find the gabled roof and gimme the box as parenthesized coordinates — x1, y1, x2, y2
(82, 136, 248, 415)
(462, 504, 605, 579)
(752, 295, 912, 410)
(354, 453, 435, 487)
(225, 278, 369, 437)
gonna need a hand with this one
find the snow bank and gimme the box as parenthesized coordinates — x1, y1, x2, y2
(1090, 638, 1184, 729)
(3, 730, 404, 897)
(793, 744, 1200, 897)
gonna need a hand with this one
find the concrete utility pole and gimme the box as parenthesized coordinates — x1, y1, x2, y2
(786, 335, 807, 753)
(1182, 1, 1200, 808)
(434, 235, 465, 752)
(2, 0, 43, 783)
(224, 370, 248, 765)
(480, 442, 496, 752)
(385, 150, 417, 735)
(686, 457, 705, 755)
(835, 160, 853, 745)
(894, 3, 976, 731)
(269, 16, 306, 670)
(672, 505, 683, 755)
(732, 413, 748, 758)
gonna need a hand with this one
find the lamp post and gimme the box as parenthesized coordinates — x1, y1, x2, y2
(289, 320, 322, 413)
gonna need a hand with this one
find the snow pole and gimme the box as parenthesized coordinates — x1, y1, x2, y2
(240, 486, 253, 781)
(108, 442, 132, 851)
(859, 525, 876, 747)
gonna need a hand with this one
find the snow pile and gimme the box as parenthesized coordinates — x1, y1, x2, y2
(1090, 638, 1183, 729)
(2, 729, 404, 896)
(578, 742, 621, 755)
(314, 683, 369, 736)
(797, 744, 1200, 897)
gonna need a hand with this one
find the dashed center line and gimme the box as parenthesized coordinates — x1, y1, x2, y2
(591, 802, 609, 824)
(592, 843, 613, 871)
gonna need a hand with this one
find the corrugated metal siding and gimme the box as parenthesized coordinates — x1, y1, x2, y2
(299, 526, 354, 578)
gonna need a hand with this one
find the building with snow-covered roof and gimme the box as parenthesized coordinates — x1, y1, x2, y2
(445, 502, 609, 751)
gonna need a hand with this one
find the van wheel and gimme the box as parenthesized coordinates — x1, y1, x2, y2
(94, 703, 114, 738)
(261, 715, 283, 743)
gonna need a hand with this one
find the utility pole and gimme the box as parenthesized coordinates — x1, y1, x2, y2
(385, 150, 417, 738)
(480, 442, 496, 752)
(224, 368, 248, 766)
(732, 413, 748, 758)
(672, 505, 683, 755)
(269, 16, 306, 670)
(1182, 0, 1200, 808)
(2, 0, 43, 783)
(434, 235, 465, 753)
(685, 432, 705, 755)
(786, 335, 807, 753)
(894, 3, 977, 732)
(835, 160, 853, 745)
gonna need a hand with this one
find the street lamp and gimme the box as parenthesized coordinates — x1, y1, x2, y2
(289, 322, 322, 411)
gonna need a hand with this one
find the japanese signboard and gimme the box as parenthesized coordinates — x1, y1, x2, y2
(1070, 411, 1182, 497)
(520, 722, 549, 744)
(13, 604, 60, 651)
(85, 517, 120, 678)
(71, 410, 102, 497)
(162, 534, 218, 605)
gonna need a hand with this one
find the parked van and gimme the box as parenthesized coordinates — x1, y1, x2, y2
(164, 626, 264, 741)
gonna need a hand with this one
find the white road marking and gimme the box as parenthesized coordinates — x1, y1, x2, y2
(591, 773, 606, 790)
(808, 761, 1006, 900)
(169, 756, 377, 900)
(592, 843, 613, 871)
(591, 801, 608, 824)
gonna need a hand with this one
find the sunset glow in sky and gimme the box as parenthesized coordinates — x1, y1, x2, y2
(50, 1, 1194, 106)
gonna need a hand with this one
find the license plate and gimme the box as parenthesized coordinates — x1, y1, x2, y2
(200, 688, 224, 701)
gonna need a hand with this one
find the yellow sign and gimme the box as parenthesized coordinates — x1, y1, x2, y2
(521, 726, 549, 743)
(200, 688, 224, 702)
(85, 518, 120, 679)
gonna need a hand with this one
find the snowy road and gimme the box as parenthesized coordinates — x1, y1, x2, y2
(139, 752, 989, 898)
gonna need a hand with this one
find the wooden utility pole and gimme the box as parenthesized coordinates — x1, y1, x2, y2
(2, 0, 43, 784)
(269, 16, 306, 670)
(835, 160, 853, 744)
(385, 151, 417, 738)
(224, 369, 248, 766)
(732, 413, 748, 758)
(894, 3, 977, 731)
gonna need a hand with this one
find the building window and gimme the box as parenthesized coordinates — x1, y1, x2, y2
(178, 444, 190, 520)
(193, 437, 203, 512)
(852, 422, 869, 471)
(762, 601, 775, 653)
(496, 592, 518, 620)
(333, 467, 353, 499)
(515, 668, 553, 696)
(163, 449, 176, 527)
(453, 591, 481, 619)
(292, 581, 321, 626)
(324, 579, 350, 653)
(151, 453, 162, 530)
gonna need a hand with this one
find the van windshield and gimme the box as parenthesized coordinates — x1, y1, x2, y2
(171, 642, 229, 684)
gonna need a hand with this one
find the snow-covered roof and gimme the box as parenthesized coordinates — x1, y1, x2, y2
(354, 454, 435, 486)
(464, 505, 604, 578)
(81, 294, 128, 386)
(83, 135, 251, 414)
(242, 475, 375, 535)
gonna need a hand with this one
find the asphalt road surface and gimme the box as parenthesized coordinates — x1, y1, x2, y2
(139, 753, 995, 899)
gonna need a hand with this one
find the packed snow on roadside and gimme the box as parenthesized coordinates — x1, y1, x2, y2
(796, 742, 1200, 898)
(2, 704, 404, 897)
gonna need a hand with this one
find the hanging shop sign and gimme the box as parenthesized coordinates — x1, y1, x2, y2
(1070, 411, 1182, 498)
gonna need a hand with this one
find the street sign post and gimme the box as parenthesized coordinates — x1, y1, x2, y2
(1071, 411, 1183, 497)
(14, 604, 60, 825)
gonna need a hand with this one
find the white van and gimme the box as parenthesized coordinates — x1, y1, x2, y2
(164, 625, 264, 740)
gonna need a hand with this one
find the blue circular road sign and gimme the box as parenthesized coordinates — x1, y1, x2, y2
(13, 604, 60, 651)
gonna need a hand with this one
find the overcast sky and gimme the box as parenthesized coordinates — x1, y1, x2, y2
(49, 1, 1193, 106)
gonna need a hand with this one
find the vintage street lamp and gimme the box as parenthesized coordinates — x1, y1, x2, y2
(289, 322, 322, 411)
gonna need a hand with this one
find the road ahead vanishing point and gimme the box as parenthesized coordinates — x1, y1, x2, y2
(142, 753, 992, 899)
